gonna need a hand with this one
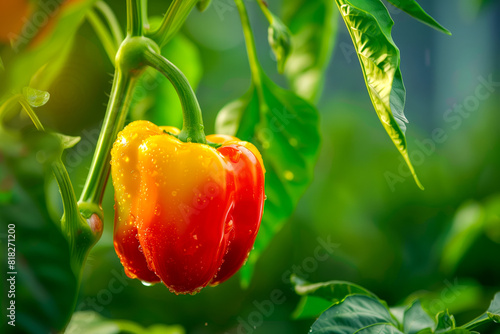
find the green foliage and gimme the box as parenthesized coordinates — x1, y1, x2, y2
(310, 294, 399, 334)
(334, 0, 422, 189)
(3, 0, 98, 93)
(282, 0, 338, 102)
(267, 15, 292, 74)
(66, 311, 185, 334)
(292, 275, 378, 319)
(299, 277, 500, 333)
(385, 0, 451, 35)
(0, 130, 78, 333)
(216, 72, 320, 286)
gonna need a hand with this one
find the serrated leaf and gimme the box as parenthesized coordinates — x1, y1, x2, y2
(354, 323, 404, 334)
(310, 295, 398, 334)
(403, 300, 435, 334)
(216, 73, 320, 287)
(22, 87, 50, 107)
(386, 0, 450, 35)
(334, 0, 423, 189)
(282, 0, 338, 102)
(292, 275, 379, 319)
(435, 310, 455, 333)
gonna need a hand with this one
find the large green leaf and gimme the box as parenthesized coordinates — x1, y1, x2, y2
(131, 32, 202, 128)
(310, 295, 399, 334)
(403, 300, 435, 334)
(66, 311, 185, 334)
(385, 0, 450, 35)
(216, 73, 320, 286)
(0, 130, 78, 333)
(292, 275, 379, 319)
(334, 0, 422, 189)
(282, 0, 338, 102)
(355, 323, 404, 334)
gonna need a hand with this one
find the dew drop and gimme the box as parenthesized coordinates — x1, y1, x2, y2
(141, 281, 153, 287)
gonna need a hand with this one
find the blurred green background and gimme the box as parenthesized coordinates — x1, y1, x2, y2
(2, 0, 500, 333)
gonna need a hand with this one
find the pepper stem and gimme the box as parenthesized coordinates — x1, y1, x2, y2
(78, 70, 137, 206)
(143, 48, 206, 144)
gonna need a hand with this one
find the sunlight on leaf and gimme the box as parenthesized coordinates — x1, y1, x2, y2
(334, 0, 423, 189)
(283, 0, 338, 102)
(310, 295, 398, 333)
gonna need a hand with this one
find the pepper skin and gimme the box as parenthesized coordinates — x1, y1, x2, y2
(111, 120, 265, 294)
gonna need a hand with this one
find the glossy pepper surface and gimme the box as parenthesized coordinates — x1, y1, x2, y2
(111, 120, 265, 294)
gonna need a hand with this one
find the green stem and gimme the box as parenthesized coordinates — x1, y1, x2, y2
(95, 1, 124, 46)
(87, 10, 117, 65)
(16, 98, 93, 264)
(255, 0, 274, 24)
(143, 49, 206, 144)
(52, 159, 79, 235)
(234, 0, 263, 87)
(78, 70, 137, 206)
(146, 0, 198, 47)
(127, 0, 144, 36)
(17, 99, 45, 131)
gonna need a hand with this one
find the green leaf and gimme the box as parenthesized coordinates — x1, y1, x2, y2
(197, 0, 212, 12)
(282, 0, 338, 102)
(54, 133, 81, 150)
(131, 31, 202, 128)
(66, 311, 185, 334)
(462, 292, 500, 330)
(334, 0, 423, 189)
(292, 275, 379, 319)
(440, 201, 485, 273)
(354, 323, 404, 334)
(216, 74, 320, 287)
(268, 15, 292, 74)
(386, 0, 451, 35)
(435, 310, 455, 333)
(487, 312, 500, 323)
(403, 300, 435, 334)
(310, 295, 398, 334)
(0, 130, 77, 333)
(7, 0, 98, 92)
(22, 87, 50, 107)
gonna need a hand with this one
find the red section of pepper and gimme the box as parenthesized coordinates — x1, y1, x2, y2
(111, 121, 265, 294)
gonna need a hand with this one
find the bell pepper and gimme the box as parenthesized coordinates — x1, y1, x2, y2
(111, 120, 265, 294)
